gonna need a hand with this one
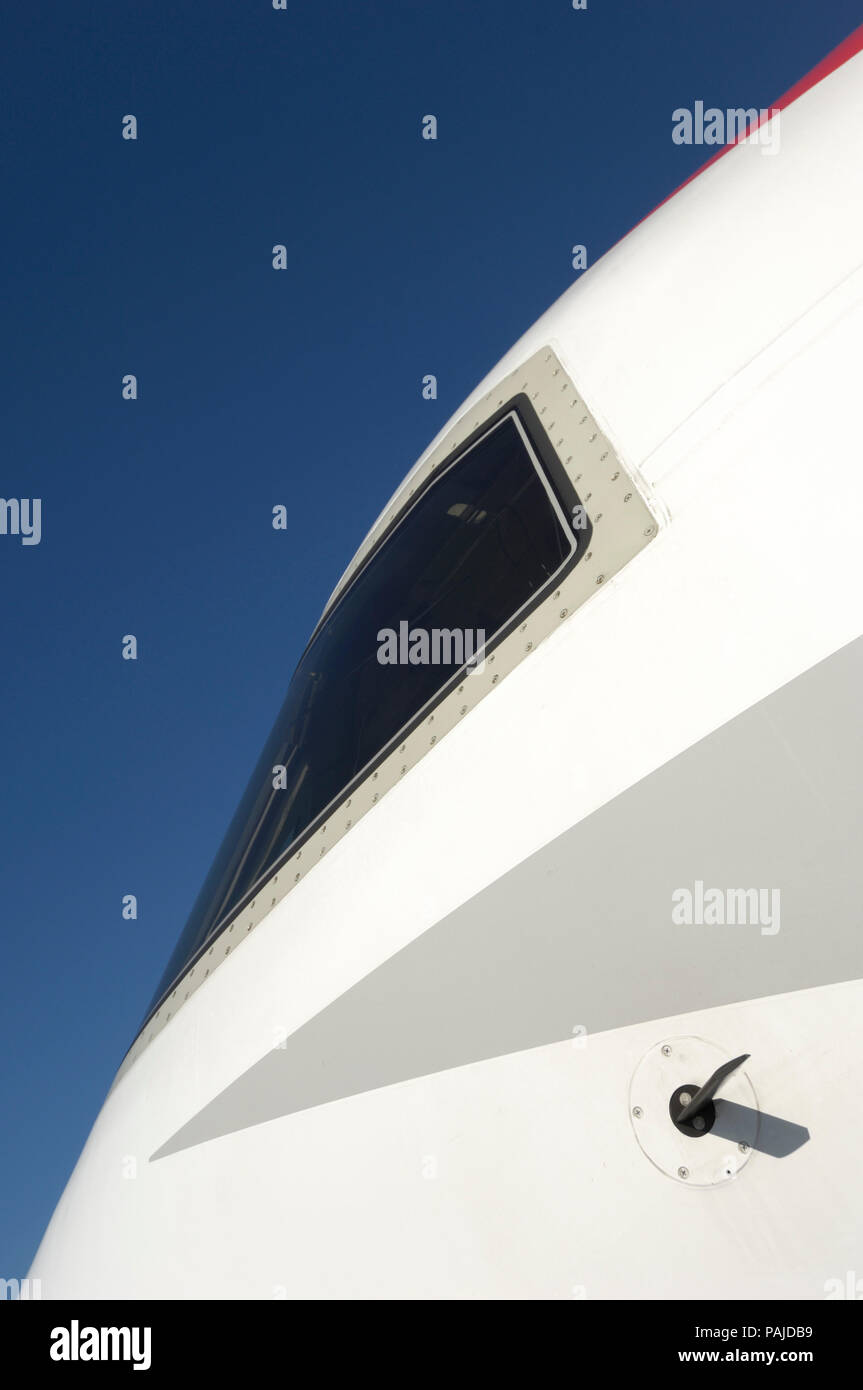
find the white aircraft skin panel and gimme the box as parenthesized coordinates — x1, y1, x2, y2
(336, 52, 863, 594)
(31, 47, 863, 1297)
(32, 982, 863, 1299)
(94, 291, 863, 1137)
(144, 630, 863, 1160)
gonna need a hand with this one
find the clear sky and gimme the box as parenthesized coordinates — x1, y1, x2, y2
(1, 0, 859, 1281)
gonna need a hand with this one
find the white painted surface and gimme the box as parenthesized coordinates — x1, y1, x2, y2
(31, 51, 863, 1297)
(34, 982, 863, 1299)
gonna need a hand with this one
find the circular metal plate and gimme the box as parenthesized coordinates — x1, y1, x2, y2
(629, 1036, 759, 1187)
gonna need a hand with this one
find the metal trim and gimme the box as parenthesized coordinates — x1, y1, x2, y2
(117, 346, 659, 1082)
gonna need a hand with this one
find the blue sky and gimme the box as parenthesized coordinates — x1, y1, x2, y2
(1, 0, 859, 1280)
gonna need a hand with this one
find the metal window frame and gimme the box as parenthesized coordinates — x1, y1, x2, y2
(118, 345, 659, 1079)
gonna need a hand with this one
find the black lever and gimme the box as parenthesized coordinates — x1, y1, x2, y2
(669, 1054, 750, 1138)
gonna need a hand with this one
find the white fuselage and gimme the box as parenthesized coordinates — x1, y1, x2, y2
(32, 51, 863, 1299)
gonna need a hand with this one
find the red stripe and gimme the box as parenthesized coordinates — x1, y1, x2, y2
(633, 23, 863, 230)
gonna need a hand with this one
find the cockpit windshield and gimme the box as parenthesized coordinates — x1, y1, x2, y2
(147, 402, 588, 1020)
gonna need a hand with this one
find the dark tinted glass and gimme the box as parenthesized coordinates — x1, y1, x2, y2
(148, 409, 582, 1016)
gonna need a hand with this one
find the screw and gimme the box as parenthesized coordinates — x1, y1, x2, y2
(632, 1106, 643, 1119)
(678, 1167, 689, 1180)
(738, 1142, 749, 1154)
(661, 1045, 672, 1057)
